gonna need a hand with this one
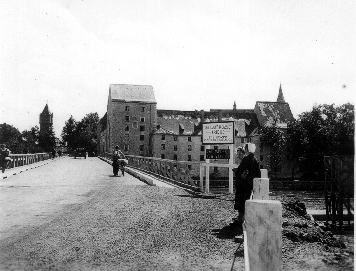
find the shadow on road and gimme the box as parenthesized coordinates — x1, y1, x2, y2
(211, 221, 243, 240)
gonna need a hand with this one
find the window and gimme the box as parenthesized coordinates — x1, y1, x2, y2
(125, 106, 130, 112)
(174, 145, 177, 151)
(125, 134, 129, 141)
(200, 155, 205, 161)
(125, 125, 129, 131)
(188, 165, 192, 170)
(188, 155, 191, 161)
(174, 136, 178, 141)
(124, 144, 129, 151)
(140, 135, 144, 141)
(125, 116, 130, 122)
(201, 146, 205, 151)
(132, 122, 138, 129)
(188, 136, 192, 142)
(248, 137, 252, 143)
(162, 135, 165, 140)
(161, 144, 165, 150)
(140, 125, 145, 131)
(140, 145, 144, 151)
(188, 145, 192, 151)
(260, 155, 264, 162)
(140, 117, 145, 122)
(241, 138, 245, 143)
(142, 107, 145, 112)
(174, 155, 177, 160)
(161, 154, 165, 159)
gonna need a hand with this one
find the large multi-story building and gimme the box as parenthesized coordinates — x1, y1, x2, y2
(98, 84, 296, 178)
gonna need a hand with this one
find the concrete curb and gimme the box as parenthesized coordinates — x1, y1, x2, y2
(1, 159, 57, 180)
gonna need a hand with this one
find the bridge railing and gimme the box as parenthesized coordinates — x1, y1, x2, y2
(101, 153, 201, 190)
(8, 153, 50, 169)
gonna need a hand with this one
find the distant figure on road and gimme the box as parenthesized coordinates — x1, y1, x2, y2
(233, 143, 261, 223)
(0, 144, 11, 173)
(51, 149, 56, 159)
(112, 146, 126, 177)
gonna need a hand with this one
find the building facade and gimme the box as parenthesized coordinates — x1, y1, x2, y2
(98, 84, 296, 179)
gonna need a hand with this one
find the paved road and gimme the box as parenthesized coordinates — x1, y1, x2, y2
(0, 157, 243, 271)
(0, 157, 148, 241)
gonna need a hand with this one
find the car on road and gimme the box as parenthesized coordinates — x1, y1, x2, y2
(74, 148, 87, 159)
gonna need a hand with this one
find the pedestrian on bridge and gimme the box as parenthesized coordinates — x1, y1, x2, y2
(233, 143, 261, 223)
(112, 145, 126, 177)
(0, 144, 11, 174)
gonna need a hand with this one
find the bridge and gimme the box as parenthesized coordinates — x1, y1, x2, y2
(0, 156, 246, 270)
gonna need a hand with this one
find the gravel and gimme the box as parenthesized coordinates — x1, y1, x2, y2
(0, 180, 353, 271)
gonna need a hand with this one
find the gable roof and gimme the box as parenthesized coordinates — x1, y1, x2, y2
(254, 102, 294, 127)
(156, 110, 199, 135)
(109, 84, 156, 103)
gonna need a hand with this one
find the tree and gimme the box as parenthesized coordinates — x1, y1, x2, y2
(260, 124, 286, 178)
(61, 113, 99, 155)
(0, 123, 22, 153)
(61, 116, 77, 150)
(287, 103, 354, 180)
(21, 126, 42, 153)
(39, 125, 56, 152)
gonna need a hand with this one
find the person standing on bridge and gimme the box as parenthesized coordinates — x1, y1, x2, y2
(0, 144, 11, 174)
(112, 145, 126, 177)
(233, 143, 261, 223)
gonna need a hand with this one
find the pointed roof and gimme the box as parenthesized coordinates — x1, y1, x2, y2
(233, 101, 236, 110)
(41, 104, 51, 115)
(277, 84, 285, 103)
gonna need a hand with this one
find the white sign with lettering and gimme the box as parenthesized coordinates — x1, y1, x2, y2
(202, 121, 234, 145)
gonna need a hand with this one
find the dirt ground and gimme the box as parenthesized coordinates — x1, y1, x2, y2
(0, 157, 354, 270)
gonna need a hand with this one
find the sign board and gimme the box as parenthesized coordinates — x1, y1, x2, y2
(206, 149, 230, 159)
(202, 121, 234, 145)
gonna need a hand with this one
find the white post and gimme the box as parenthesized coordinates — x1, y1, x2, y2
(205, 145, 210, 193)
(260, 169, 268, 178)
(199, 164, 204, 192)
(228, 144, 235, 194)
(245, 200, 282, 271)
(253, 178, 270, 200)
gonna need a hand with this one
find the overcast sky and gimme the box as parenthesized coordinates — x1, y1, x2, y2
(1, 0, 355, 137)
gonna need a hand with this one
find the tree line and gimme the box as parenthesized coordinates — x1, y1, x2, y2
(260, 103, 354, 180)
(0, 112, 99, 155)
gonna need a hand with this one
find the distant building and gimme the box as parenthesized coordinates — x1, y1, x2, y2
(39, 103, 53, 133)
(98, 83, 296, 178)
(99, 84, 157, 156)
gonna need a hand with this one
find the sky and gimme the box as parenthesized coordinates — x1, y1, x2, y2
(1, 0, 355, 137)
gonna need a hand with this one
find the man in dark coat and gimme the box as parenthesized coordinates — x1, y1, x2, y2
(0, 144, 11, 173)
(233, 143, 261, 222)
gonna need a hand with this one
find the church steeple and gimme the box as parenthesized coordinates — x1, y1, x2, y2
(233, 101, 236, 110)
(39, 103, 53, 133)
(277, 83, 285, 103)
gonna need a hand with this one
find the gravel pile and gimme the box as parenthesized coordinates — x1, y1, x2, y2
(0, 181, 353, 271)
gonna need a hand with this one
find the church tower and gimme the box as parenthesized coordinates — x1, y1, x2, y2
(277, 83, 285, 103)
(39, 103, 53, 133)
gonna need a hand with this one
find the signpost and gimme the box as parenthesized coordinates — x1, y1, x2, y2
(200, 121, 236, 194)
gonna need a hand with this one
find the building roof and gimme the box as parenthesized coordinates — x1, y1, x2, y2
(156, 110, 199, 135)
(254, 101, 294, 127)
(156, 109, 260, 137)
(41, 104, 52, 115)
(109, 84, 156, 103)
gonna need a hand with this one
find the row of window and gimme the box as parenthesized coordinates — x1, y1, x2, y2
(125, 116, 145, 122)
(161, 135, 192, 142)
(161, 144, 193, 151)
(125, 124, 145, 131)
(161, 154, 192, 161)
(125, 106, 146, 112)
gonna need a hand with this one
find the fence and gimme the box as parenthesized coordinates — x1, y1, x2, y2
(101, 153, 201, 191)
(8, 153, 50, 169)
